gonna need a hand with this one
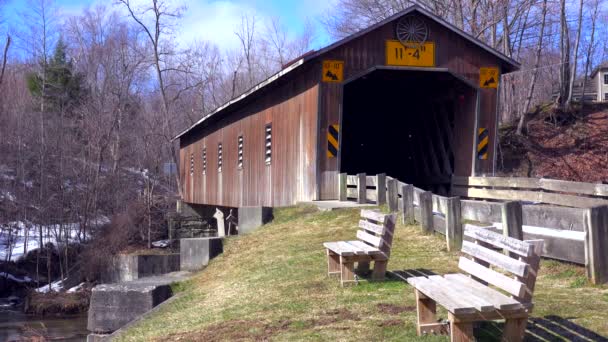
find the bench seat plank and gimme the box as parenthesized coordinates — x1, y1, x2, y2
(344, 240, 382, 255)
(356, 230, 383, 248)
(361, 209, 386, 223)
(458, 257, 526, 298)
(358, 220, 385, 235)
(408, 276, 477, 315)
(323, 242, 356, 256)
(464, 224, 533, 257)
(444, 274, 523, 311)
(461, 241, 528, 277)
(427, 275, 496, 312)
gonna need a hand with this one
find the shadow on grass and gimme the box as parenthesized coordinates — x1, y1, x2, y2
(388, 269, 438, 281)
(477, 316, 608, 341)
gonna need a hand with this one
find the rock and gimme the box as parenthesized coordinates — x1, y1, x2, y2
(151, 239, 170, 248)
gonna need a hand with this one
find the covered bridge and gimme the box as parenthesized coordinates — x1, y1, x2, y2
(174, 5, 519, 210)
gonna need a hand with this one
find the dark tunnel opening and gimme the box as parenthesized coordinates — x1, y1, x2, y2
(340, 69, 469, 195)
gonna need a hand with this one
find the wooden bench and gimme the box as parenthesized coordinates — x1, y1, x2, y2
(323, 210, 396, 286)
(407, 225, 544, 341)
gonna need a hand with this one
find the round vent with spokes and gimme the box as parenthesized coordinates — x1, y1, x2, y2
(396, 15, 428, 48)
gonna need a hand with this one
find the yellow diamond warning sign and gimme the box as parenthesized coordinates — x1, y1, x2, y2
(480, 67, 500, 88)
(322, 60, 344, 83)
(385, 40, 435, 67)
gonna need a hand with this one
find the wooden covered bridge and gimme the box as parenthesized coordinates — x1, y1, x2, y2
(174, 5, 519, 210)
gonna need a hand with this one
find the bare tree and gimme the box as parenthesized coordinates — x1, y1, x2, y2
(517, 0, 547, 135)
(580, 0, 602, 110)
(117, 0, 185, 198)
(565, 0, 584, 109)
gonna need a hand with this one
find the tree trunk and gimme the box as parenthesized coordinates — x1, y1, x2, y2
(566, 0, 585, 109)
(517, 0, 548, 135)
(580, 0, 600, 112)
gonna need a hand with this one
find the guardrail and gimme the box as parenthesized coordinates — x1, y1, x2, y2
(339, 172, 608, 285)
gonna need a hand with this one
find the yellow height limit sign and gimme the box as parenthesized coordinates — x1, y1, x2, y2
(386, 40, 435, 67)
(322, 60, 344, 83)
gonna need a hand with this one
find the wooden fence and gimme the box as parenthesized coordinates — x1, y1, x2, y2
(452, 175, 608, 208)
(340, 173, 608, 285)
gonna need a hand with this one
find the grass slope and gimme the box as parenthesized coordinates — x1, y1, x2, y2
(118, 206, 608, 341)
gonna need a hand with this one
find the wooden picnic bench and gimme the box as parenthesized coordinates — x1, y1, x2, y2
(323, 210, 396, 286)
(407, 225, 544, 341)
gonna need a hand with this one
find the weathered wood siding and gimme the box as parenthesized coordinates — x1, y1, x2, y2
(317, 14, 511, 198)
(180, 67, 319, 207)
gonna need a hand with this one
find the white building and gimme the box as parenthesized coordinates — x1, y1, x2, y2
(592, 63, 608, 102)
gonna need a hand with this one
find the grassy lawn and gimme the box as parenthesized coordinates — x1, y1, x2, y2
(117, 206, 608, 341)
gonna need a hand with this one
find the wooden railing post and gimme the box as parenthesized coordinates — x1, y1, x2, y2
(445, 197, 462, 251)
(376, 173, 386, 205)
(357, 173, 366, 204)
(401, 184, 415, 225)
(338, 173, 347, 201)
(502, 201, 523, 257)
(584, 206, 608, 284)
(420, 191, 433, 234)
(387, 178, 398, 212)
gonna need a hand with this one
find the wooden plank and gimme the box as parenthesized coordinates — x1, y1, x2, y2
(444, 274, 523, 310)
(366, 189, 378, 203)
(413, 187, 424, 206)
(420, 192, 433, 234)
(484, 225, 586, 265)
(516, 239, 543, 303)
(540, 178, 608, 197)
(337, 241, 365, 255)
(432, 194, 448, 215)
(460, 200, 501, 224)
(376, 173, 386, 205)
(358, 219, 384, 235)
(445, 197, 462, 252)
(345, 240, 381, 255)
(464, 224, 533, 257)
(323, 242, 354, 256)
(365, 175, 377, 187)
(452, 176, 540, 189)
(356, 230, 382, 248)
(346, 175, 358, 186)
(461, 241, 528, 277)
(523, 204, 584, 232)
(433, 215, 446, 235)
(338, 173, 347, 201)
(414, 207, 421, 222)
(458, 257, 526, 297)
(361, 209, 386, 223)
(408, 277, 477, 315)
(584, 206, 608, 284)
(346, 188, 357, 199)
(427, 275, 496, 312)
(357, 173, 366, 204)
(453, 186, 608, 208)
(401, 184, 415, 225)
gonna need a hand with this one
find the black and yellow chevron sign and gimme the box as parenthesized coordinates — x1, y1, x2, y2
(327, 124, 340, 158)
(477, 127, 489, 160)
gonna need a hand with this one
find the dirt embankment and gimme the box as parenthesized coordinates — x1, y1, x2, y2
(498, 103, 608, 182)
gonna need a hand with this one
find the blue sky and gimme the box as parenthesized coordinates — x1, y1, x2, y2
(2, 0, 335, 51)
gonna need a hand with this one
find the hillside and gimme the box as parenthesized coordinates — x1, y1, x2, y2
(117, 206, 608, 341)
(499, 103, 608, 182)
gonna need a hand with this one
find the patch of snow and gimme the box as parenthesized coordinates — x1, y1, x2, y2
(0, 272, 33, 283)
(0, 191, 16, 202)
(67, 283, 85, 293)
(151, 239, 170, 248)
(36, 279, 64, 293)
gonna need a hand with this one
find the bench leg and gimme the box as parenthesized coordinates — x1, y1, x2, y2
(326, 249, 340, 277)
(502, 317, 527, 342)
(356, 261, 370, 274)
(415, 289, 438, 336)
(372, 260, 387, 280)
(340, 256, 355, 286)
(449, 313, 474, 342)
